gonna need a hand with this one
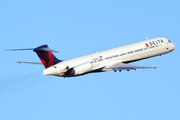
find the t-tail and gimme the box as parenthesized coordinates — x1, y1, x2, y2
(6, 44, 62, 68)
(33, 45, 62, 68)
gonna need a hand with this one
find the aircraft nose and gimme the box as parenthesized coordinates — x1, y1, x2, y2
(171, 43, 176, 50)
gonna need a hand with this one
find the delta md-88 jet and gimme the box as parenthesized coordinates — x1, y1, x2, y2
(7, 37, 175, 77)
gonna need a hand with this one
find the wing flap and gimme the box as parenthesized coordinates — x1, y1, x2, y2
(103, 62, 156, 71)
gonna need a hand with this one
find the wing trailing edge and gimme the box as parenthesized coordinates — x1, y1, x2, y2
(103, 62, 157, 71)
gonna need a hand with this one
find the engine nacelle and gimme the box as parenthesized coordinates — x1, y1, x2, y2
(70, 62, 93, 75)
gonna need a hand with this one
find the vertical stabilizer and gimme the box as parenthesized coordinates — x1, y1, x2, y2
(33, 45, 62, 68)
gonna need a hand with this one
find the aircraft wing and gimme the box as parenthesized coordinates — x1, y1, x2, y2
(103, 62, 157, 71)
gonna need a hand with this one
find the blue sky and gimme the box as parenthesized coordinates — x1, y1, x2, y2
(0, 0, 179, 120)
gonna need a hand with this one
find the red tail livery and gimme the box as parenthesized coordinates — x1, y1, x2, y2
(33, 45, 62, 68)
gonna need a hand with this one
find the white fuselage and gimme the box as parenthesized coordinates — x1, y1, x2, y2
(43, 37, 175, 77)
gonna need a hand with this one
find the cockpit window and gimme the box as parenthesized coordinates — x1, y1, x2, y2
(168, 40, 171, 43)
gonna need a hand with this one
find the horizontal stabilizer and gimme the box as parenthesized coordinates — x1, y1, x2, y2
(33, 44, 59, 53)
(34, 48, 58, 53)
(17, 61, 43, 65)
(5, 45, 58, 53)
(5, 48, 34, 51)
(6, 44, 62, 68)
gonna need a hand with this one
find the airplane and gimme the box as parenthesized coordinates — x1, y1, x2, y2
(6, 37, 175, 77)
